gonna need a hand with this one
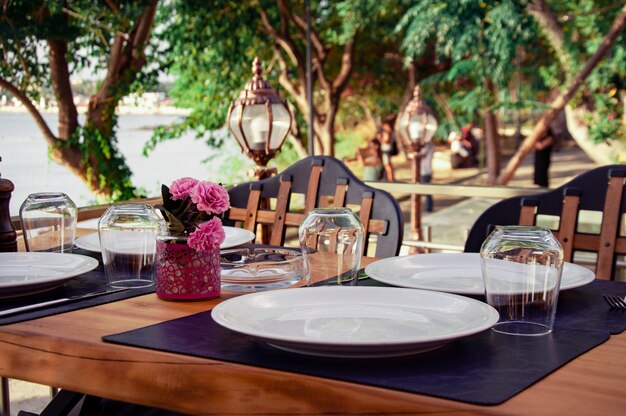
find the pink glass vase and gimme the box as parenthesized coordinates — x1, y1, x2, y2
(155, 234, 221, 301)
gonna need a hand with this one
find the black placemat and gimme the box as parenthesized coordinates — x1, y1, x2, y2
(103, 310, 608, 405)
(0, 248, 155, 325)
(555, 279, 626, 334)
(103, 279, 625, 405)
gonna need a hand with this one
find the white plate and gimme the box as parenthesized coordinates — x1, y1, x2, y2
(211, 286, 499, 358)
(222, 227, 256, 249)
(365, 253, 596, 295)
(75, 226, 256, 252)
(0, 252, 99, 298)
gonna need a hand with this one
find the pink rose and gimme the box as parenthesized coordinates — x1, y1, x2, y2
(190, 181, 230, 215)
(188, 217, 225, 252)
(170, 177, 199, 200)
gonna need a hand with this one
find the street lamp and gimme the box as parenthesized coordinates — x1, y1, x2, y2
(398, 85, 438, 244)
(227, 57, 292, 179)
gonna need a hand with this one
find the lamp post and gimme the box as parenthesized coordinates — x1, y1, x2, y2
(227, 57, 293, 179)
(398, 86, 438, 244)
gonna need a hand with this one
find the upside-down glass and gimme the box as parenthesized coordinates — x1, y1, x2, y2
(480, 226, 564, 336)
(298, 207, 364, 286)
(99, 204, 161, 288)
(19, 192, 77, 253)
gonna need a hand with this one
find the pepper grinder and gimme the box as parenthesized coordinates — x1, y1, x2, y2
(0, 156, 18, 252)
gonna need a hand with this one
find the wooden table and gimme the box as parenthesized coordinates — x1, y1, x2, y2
(0, 256, 625, 415)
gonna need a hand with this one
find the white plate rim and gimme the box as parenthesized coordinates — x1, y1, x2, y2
(365, 253, 596, 295)
(75, 226, 256, 252)
(0, 252, 99, 289)
(211, 286, 499, 348)
(221, 227, 256, 249)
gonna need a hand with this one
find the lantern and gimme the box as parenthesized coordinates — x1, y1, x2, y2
(227, 57, 292, 167)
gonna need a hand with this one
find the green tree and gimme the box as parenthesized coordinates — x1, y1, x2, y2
(149, 0, 411, 159)
(398, 0, 626, 183)
(0, 0, 159, 201)
(398, 0, 539, 182)
(527, 0, 626, 164)
(499, 1, 626, 184)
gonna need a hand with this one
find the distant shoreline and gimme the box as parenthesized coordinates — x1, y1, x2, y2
(0, 106, 191, 116)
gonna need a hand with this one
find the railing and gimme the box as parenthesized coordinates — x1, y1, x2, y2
(364, 181, 545, 252)
(364, 181, 545, 199)
(10, 183, 543, 252)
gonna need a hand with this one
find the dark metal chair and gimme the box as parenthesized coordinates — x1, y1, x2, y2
(465, 164, 626, 280)
(224, 156, 403, 258)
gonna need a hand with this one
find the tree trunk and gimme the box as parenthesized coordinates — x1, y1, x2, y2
(483, 78, 501, 184)
(497, 4, 626, 185)
(48, 39, 78, 141)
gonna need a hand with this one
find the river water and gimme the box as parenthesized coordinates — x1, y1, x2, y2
(0, 112, 249, 214)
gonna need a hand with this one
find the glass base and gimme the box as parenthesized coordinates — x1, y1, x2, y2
(492, 321, 552, 336)
(107, 279, 155, 289)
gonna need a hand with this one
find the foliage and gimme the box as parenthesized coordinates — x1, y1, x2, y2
(398, 0, 539, 136)
(398, 0, 626, 147)
(0, 0, 159, 201)
(551, 0, 626, 144)
(149, 0, 411, 159)
(144, 0, 264, 154)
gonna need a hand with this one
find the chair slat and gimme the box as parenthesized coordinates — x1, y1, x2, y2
(270, 176, 293, 246)
(243, 185, 262, 232)
(304, 161, 323, 213)
(518, 199, 537, 226)
(359, 191, 374, 255)
(559, 190, 581, 262)
(597, 174, 625, 279)
(333, 178, 349, 208)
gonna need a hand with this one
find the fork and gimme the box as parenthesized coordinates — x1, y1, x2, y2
(602, 294, 626, 310)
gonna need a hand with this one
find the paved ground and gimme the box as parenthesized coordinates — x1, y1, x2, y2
(6, 142, 600, 415)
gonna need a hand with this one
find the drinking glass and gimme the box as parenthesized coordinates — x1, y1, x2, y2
(480, 225, 564, 336)
(99, 204, 161, 288)
(298, 207, 364, 286)
(20, 192, 77, 253)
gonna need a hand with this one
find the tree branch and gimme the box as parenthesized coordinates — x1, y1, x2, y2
(277, 0, 326, 60)
(528, 0, 573, 74)
(258, 4, 305, 75)
(130, 0, 158, 64)
(274, 48, 307, 111)
(0, 77, 58, 147)
(497, 3, 626, 185)
(331, 36, 357, 96)
(103, 0, 120, 13)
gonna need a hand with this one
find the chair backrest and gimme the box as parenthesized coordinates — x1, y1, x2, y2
(465, 165, 626, 280)
(224, 156, 403, 258)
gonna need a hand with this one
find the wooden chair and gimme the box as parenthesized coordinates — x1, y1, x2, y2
(464, 165, 626, 280)
(224, 156, 403, 258)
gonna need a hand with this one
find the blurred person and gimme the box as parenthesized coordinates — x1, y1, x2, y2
(379, 121, 397, 181)
(533, 127, 556, 188)
(460, 123, 479, 165)
(448, 131, 473, 169)
(420, 137, 436, 212)
(344, 137, 384, 181)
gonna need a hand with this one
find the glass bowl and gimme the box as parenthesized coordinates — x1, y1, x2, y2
(220, 247, 304, 292)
